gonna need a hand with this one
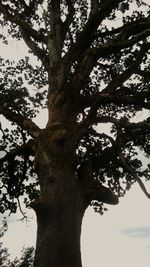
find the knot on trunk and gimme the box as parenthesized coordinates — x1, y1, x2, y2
(36, 125, 69, 156)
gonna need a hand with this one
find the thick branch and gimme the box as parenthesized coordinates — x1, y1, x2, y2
(90, 0, 100, 16)
(63, 0, 75, 37)
(136, 69, 150, 82)
(69, 48, 98, 93)
(48, 0, 63, 63)
(94, 92, 150, 109)
(63, 0, 123, 65)
(95, 15, 150, 39)
(22, 32, 49, 70)
(77, 90, 150, 141)
(92, 116, 150, 130)
(0, 107, 41, 139)
(78, 96, 150, 138)
(84, 127, 150, 200)
(78, 159, 118, 206)
(93, 29, 150, 57)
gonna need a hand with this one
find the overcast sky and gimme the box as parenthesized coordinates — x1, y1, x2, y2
(82, 184, 150, 267)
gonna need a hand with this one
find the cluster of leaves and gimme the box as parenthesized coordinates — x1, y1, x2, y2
(0, 56, 44, 213)
(0, 124, 40, 213)
(14, 247, 34, 267)
(0, 0, 45, 40)
(78, 132, 130, 198)
(0, 119, 39, 213)
(0, 37, 48, 213)
(0, 220, 10, 267)
(0, 56, 47, 115)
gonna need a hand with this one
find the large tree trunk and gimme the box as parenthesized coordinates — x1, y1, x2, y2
(34, 189, 85, 267)
(32, 119, 86, 267)
(30, 80, 118, 266)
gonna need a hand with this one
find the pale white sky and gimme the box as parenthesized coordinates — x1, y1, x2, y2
(82, 184, 150, 267)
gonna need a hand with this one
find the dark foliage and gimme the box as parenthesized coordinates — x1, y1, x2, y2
(0, 0, 150, 214)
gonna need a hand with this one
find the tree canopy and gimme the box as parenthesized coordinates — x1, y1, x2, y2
(0, 0, 150, 215)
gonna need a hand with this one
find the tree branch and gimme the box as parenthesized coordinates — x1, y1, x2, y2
(68, 38, 150, 101)
(0, 2, 47, 44)
(19, 0, 38, 18)
(47, 0, 63, 63)
(69, 48, 98, 93)
(22, 32, 49, 70)
(94, 116, 150, 130)
(63, 0, 75, 37)
(77, 95, 150, 138)
(119, 153, 150, 199)
(0, 107, 41, 139)
(102, 43, 150, 94)
(96, 92, 150, 109)
(87, 129, 150, 200)
(62, 11, 150, 90)
(135, 69, 150, 82)
(77, 159, 119, 206)
(0, 139, 35, 165)
(63, 0, 123, 66)
(90, 0, 100, 16)
(95, 15, 150, 39)
(93, 29, 150, 57)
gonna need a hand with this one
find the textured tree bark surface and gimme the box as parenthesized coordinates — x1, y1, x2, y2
(32, 103, 86, 267)
(34, 190, 84, 267)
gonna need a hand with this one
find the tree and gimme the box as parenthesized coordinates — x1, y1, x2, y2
(0, 0, 150, 266)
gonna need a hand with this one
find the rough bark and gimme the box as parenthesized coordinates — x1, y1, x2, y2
(33, 184, 85, 267)
(31, 107, 118, 267)
(29, 85, 84, 266)
(32, 121, 86, 267)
